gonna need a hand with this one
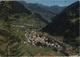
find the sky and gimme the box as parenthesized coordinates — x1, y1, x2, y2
(24, 0, 78, 6)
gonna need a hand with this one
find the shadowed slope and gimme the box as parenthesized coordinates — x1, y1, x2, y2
(42, 1, 79, 46)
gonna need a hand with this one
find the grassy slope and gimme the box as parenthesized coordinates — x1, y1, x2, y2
(0, 1, 64, 56)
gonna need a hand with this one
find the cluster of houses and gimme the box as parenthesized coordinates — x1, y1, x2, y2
(24, 30, 78, 56)
(25, 31, 63, 51)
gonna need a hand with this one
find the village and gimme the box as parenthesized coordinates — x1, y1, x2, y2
(23, 30, 78, 56)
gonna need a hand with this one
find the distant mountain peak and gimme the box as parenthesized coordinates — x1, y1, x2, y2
(23, 3, 65, 23)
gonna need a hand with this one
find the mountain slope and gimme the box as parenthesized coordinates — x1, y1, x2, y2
(24, 3, 65, 22)
(0, 1, 46, 56)
(0, 1, 31, 19)
(42, 1, 79, 46)
(50, 5, 66, 14)
(0, 1, 67, 56)
(0, 1, 33, 56)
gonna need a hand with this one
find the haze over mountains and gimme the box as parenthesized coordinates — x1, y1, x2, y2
(21, 2, 65, 23)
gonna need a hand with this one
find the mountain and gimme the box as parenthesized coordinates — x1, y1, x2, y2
(0, 1, 67, 56)
(0, 1, 46, 56)
(0, 1, 33, 56)
(0, 1, 79, 56)
(0, 1, 30, 14)
(0, 1, 32, 19)
(42, 1, 79, 46)
(0, 1, 46, 29)
(50, 5, 66, 14)
(23, 3, 65, 23)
